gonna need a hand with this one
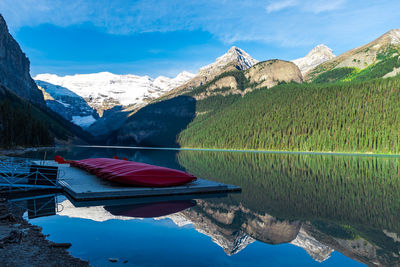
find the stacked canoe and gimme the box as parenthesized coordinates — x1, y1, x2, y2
(69, 158, 197, 187)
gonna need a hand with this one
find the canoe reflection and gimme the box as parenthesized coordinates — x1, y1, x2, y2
(104, 200, 196, 218)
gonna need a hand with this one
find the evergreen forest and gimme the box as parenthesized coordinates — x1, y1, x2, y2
(178, 76, 400, 154)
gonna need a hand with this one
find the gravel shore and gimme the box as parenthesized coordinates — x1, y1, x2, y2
(0, 199, 89, 267)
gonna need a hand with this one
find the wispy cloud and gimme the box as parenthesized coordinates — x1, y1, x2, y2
(266, 0, 346, 14)
(266, 0, 297, 13)
(0, 0, 399, 48)
(304, 0, 347, 13)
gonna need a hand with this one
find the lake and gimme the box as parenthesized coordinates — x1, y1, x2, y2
(12, 146, 400, 266)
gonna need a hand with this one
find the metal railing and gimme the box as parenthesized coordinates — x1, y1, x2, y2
(0, 157, 62, 191)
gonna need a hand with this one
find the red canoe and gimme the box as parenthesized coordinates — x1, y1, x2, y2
(70, 158, 197, 187)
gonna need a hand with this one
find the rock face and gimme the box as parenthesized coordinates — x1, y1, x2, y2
(245, 60, 303, 89)
(34, 71, 194, 128)
(194, 76, 240, 100)
(306, 29, 400, 81)
(0, 15, 44, 106)
(292, 44, 335, 75)
(165, 46, 258, 98)
(208, 76, 237, 91)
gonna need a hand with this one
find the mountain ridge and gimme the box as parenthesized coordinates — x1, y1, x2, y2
(35, 71, 195, 127)
(292, 44, 335, 75)
(306, 29, 400, 81)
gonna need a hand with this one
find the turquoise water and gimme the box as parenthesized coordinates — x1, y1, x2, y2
(17, 146, 400, 266)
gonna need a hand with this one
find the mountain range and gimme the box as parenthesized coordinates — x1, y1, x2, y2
(34, 71, 195, 128)
(106, 28, 400, 152)
(1, 11, 400, 153)
(33, 43, 336, 130)
(33, 44, 325, 133)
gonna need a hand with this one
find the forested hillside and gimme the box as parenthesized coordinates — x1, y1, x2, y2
(0, 85, 90, 148)
(178, 76, 400, 153)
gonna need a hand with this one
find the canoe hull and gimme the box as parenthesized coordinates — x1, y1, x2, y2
(70, 158, 197, 187)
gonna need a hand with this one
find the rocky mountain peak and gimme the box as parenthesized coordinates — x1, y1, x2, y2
(292, 44, 335, 75)
(384, 29, 400, 45)
(163, 46, 258, 99)
(308, 44, 334, 56)
(198, 46, 258, 76)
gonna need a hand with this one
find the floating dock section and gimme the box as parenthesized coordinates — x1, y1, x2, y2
(35, 161, 241, 201)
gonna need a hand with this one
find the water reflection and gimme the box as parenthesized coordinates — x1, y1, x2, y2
(178, 150, 400, 266)
(10, 147, 400, 266)
(104, 200, 196, 218)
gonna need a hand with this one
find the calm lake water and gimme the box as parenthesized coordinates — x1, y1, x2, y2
(12, 146, 400, 266)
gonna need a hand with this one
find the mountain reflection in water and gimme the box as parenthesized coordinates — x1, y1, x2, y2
(16, 147, 400, 266)
(177, 150, 400, 266)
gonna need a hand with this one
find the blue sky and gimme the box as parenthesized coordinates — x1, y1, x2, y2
(1, 0, 399, 78)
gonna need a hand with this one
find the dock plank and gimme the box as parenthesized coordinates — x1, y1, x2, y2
(45, 162, 240, 200)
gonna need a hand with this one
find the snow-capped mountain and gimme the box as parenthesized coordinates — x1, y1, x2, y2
(34, 47, 256, 129)
(153, 71, 195, 91)
(198, 46, 258, 76)
(292, 44, 335, 75)
(34, 71, 195, 128)
(164, 46, 258, 99)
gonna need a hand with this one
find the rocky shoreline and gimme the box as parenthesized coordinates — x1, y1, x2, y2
(0, 199, 89, 266)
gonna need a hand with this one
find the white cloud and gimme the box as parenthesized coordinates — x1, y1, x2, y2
(266, 0, 298, 13)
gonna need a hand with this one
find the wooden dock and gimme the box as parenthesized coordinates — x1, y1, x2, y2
(37, 161, 241, 201)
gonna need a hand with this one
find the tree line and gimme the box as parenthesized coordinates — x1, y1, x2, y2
(178, 76, 400, 154)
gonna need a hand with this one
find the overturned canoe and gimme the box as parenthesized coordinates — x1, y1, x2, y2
(70, 158, 197, 187)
